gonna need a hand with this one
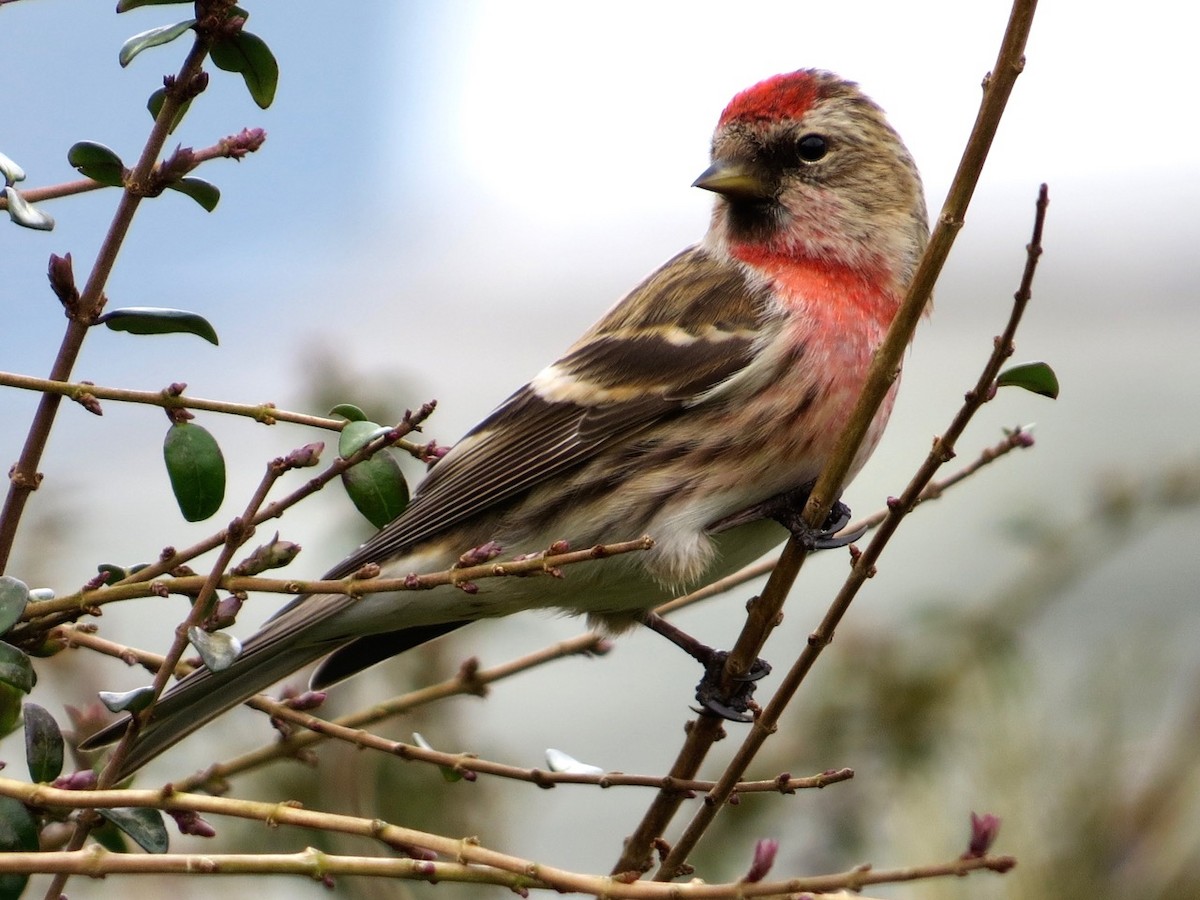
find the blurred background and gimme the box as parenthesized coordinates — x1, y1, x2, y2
(1, 1, 1198, 897)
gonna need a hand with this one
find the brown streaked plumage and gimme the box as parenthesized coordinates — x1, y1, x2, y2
(84, 69, 928, 778)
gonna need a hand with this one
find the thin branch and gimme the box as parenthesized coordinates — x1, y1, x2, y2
(60, 623, 851, 795)
(0, 777, 1016, 896)
(18, 535, 653, 631)
(0, 845, 1014, 896)
(0, 370, 421, 437)
(616, 0, 1039, 877)
(0, 131, 265, 212)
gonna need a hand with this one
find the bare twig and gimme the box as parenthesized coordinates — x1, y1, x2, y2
(0, 776, 1015, 897)
(0, 370, 429, 440)
(17, 534, 652, 632)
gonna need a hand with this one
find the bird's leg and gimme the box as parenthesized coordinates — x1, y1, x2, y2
(639, 611, 771, 723)
(660, 484, 864, 721)
(708, 480, 867, 550)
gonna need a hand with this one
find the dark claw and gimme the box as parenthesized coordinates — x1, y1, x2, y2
(693, 650, 770, 721)
(638, 613, 771, 723)
(773, 498, 864, 551)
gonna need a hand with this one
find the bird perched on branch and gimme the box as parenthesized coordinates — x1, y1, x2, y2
(86, 68, 928, 777)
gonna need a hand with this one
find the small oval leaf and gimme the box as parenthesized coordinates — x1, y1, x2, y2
(997, 361, 1060, 399)
(98, 307, 219, 345)
(146, 87, 192, 134)
(338, 419, 391, 458)
(4, 186, 55, 231)
(23, 703, 64, 783)
(119, 19, 196, 67)
(67, 141, 126, 188)
(163, 422, 226, 522)
(0, 684, 23, 738)
(341, 453, 409, 529)
(0, 796, 38, 899)
(98, 686, 155, 714)
(0, 151, 26, 184)
(329, 403, 369, 423)
(187, 627, 241, 672)
(165, 176, 219, 212)
(209, 31, 278, 109)
(0, 577, 29, 637)
(0, 643, 35, 694)
(98, 807, 169, 854)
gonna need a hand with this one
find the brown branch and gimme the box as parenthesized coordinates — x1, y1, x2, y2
(18, 534, 652, 630)
(59, 623, 851, 796)
(0, 776, 1016, 896)
(0, 370, 427, 439)
(617, 1, 1039, 876)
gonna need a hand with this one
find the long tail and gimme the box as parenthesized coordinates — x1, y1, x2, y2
(81, 620, 468, 781)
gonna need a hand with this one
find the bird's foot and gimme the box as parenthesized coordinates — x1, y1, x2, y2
(640, 612, 770, 723)
(693, 649, 771, 722)
(709, 481, 865, 551)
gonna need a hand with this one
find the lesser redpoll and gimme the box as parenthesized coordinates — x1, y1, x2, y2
(89, 69, 928, 776)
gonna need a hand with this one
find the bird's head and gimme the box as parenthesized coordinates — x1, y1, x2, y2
(697, 69, 928, 292)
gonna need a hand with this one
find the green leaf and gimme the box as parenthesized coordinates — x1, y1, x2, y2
(996, 361, 1060, 399)
(341, 453, 409, 529)
(187, 627, 241, 672)
(98, 686, 155, 714)
(0, 684, 23, 738)
(329, 403, 369, 423)
(98, 807, 169, 854)
(0, 796, 38, 899)
(119, 19, 196, 67)
(0, 577, 29, 637)
(164, 176, 220, 212)
(338, 420, 391, 457)
(117, 0, 193, 10)
(146, 87, 192, 134)
(0, 642, 35, 694)
(4, 186, 55, 231)
(163, 422, 226, 522)
(67, 141, 126, 188)
(209, 31, 278, 109)
(338, 420, 409, 528)
(99, 307, 219, 345)
(23, 703, 64, 783)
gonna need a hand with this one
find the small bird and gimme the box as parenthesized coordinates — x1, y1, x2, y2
(88, 69, 928, 776)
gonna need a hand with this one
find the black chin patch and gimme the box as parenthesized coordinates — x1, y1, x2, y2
(723, 198, 783, 244)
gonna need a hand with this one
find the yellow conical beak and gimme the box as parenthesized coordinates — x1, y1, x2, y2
(692, 160, 773, 201)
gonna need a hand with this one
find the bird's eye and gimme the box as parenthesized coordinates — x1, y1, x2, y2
(796, 134, 828, 162)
